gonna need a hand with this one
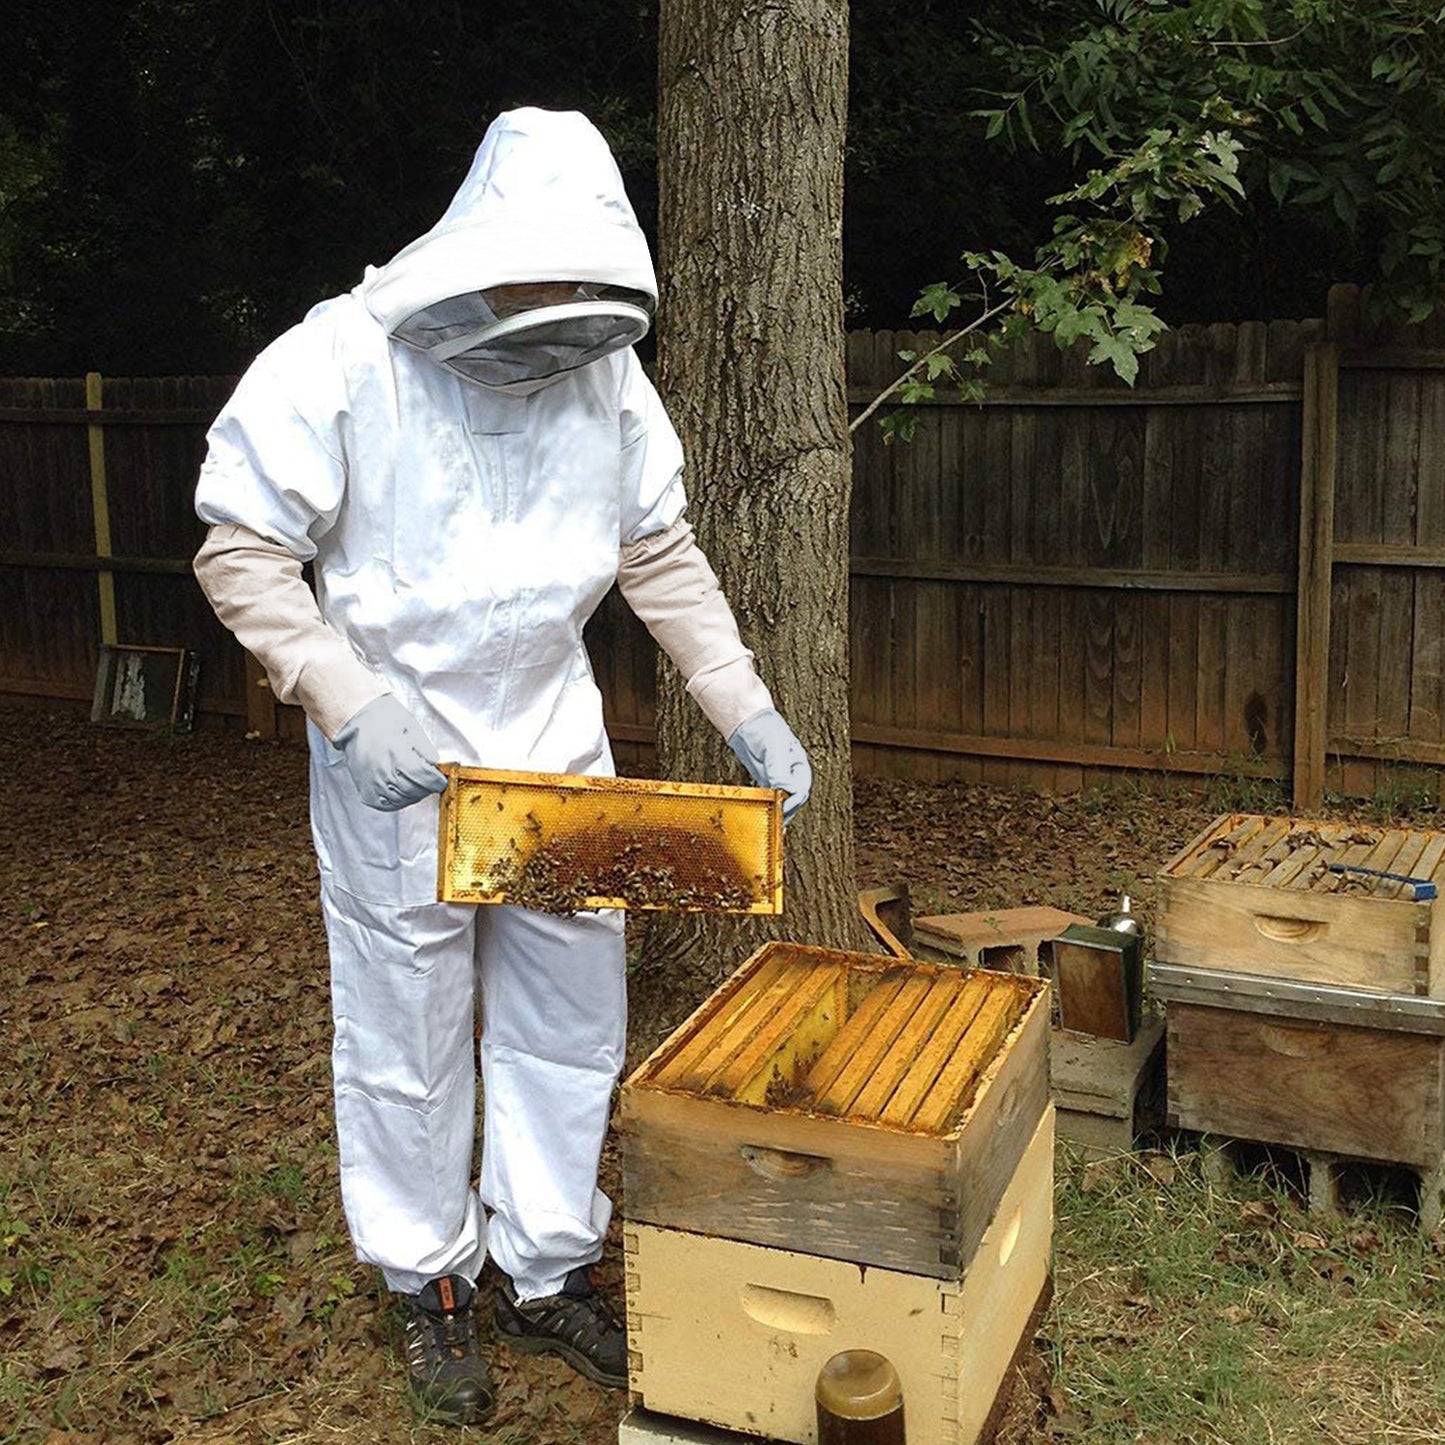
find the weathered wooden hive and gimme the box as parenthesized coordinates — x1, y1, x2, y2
(1157, 813, 1445, 997)
(620, 942, 1053, 1445)
(1155, 813, 1445, 1227)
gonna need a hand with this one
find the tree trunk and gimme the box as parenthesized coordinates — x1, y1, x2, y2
(641, 0, 869, 1001)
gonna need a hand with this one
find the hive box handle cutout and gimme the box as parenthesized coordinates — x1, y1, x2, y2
(741, 1285, 836, 1335)
(1253, 915, 1327, 944)
(1261, 1023, 1336, 1059)
(739, 1145, 833, 1182)
(997, 1207, 1022, 1268)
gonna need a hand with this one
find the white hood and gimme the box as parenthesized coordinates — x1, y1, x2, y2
(360, 108, 657, 335)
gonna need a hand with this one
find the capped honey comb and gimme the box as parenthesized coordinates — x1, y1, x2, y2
(436, 764, 783, 913)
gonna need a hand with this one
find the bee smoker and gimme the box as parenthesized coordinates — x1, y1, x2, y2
(1047, 895, 1145, 1042)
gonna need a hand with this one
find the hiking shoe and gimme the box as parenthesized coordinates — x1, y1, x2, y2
(493, 1266, 627, 1389)
(397, 1274, 494, 1426)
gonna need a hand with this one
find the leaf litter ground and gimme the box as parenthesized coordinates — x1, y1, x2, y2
(3, 703, 1443, 1443)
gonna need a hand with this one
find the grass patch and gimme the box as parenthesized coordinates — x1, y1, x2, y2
(1045, 1140, 1445, 1443)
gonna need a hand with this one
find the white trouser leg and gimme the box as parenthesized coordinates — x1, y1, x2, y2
(322, 883, 488, 1296)
(476, 905, 627, 1301)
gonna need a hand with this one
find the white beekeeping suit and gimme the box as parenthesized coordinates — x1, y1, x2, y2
(191, 104, 810, 1392)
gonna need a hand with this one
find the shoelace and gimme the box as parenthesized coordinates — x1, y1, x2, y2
(521, 1287, 619, 1349)
(409, 1305, 477, 1363)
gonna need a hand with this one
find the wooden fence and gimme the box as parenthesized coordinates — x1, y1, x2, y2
(3, 284, 1443, 801)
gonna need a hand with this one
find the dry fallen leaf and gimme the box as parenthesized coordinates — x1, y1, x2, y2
(1239, 1199, 1281, 1229)
(1081, 1158, 1124, 1193)
(1139, 1152, 1178, 1186)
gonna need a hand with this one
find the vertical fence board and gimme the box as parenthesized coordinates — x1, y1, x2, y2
(1294, 345, 1340, 809)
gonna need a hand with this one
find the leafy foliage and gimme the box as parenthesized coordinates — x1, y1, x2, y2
(871, 0, 1445, 437)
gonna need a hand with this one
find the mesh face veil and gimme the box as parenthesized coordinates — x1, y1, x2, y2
(393, 283, 653, 391)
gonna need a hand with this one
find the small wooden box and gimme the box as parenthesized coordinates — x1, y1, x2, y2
(1152, 963, 1445, 1168)
(621, 943, 1050, 1279)
(624, 1108, 1055, 1445)
(1157, 814, 1445, 998)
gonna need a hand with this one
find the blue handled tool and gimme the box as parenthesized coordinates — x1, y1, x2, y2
(1325, 863, 1437, 900)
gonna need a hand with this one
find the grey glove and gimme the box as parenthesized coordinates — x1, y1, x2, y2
(334, 694, 448, 812)
(728, 707, 812, 823)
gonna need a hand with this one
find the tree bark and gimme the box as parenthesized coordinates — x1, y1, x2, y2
(642, 0, 870, 996)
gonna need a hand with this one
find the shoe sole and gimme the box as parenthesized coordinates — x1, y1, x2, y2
(410, 1394, 497, 1429)
(493, 1322, 628, 1391)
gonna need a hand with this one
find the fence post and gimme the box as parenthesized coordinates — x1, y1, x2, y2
(243, 653, 278, 739)
(1292, 343, 1339, 811)
(84, 372, 118, 647)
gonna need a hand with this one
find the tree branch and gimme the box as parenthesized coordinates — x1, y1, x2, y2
(848, 296, 1015, 435)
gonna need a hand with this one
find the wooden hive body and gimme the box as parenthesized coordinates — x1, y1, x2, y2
(620, 942, 1051, 1279)
(1153, 964, 1445, 1170)
(624, 1108, 1055, 1445)
(1157, 813, 1445, 998)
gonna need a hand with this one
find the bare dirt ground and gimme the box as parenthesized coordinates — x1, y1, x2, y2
(3, 700, 1440, 1445)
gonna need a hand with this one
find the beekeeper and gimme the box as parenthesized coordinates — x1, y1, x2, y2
(192, 107, 810, 1426)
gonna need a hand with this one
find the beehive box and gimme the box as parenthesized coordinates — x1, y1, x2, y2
(1152, 962, 1445, 1170)
(624, 1107, 1055, 1445)
(1157, 814, 1445, 998)
(620, 943, 1050, 1278)
(435, 765, 783, 912)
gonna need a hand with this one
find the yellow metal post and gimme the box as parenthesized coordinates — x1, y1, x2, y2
(85, 372, 118, 647)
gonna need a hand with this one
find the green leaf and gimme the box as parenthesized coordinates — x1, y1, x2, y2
(1089, 333, 1141, 385)
(880, 412, 918, 445)
(913, 282, 962, 323)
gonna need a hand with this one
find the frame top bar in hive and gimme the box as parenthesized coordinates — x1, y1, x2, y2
(1161, 813, 1445, 900)
(436, 764, 784, 913)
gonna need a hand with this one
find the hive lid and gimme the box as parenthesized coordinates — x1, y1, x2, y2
(436, 764, 783, 913)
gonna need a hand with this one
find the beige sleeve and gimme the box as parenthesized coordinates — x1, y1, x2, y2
(193, 523, 389, 740)
(616, 518, 773, 738)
